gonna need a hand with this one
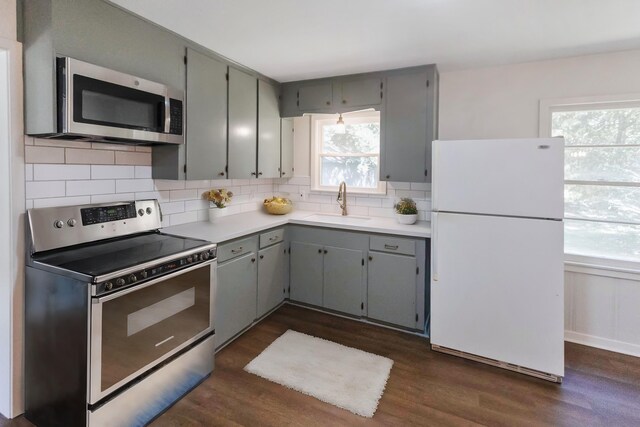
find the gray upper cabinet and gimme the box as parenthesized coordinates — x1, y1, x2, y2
(185, 48, 228, 180)
(381, 66, 439, 183)
(280, 118, 294, 178)
(334, 78, 382, 109)
(228, 67, 258, 179)
(297, 82, 334, 111)
(257, 80, 281, 178)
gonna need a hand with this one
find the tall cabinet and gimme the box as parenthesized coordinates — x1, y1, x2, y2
(257, 80, 282, 178)
(184, 48, 228, 180)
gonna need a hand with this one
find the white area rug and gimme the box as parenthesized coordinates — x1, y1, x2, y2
(244, 329, 393, 418)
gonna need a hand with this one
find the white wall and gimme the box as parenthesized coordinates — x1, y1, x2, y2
(438, 48, 640, 357)
(0, 0, 16, 40)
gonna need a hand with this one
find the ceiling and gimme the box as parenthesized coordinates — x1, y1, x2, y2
(108, 0, 640, 82)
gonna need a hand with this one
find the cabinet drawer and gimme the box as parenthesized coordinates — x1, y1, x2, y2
(370, 235, 416, 256)
(218, 237, 258, 263)
(260, 228, 284, 249)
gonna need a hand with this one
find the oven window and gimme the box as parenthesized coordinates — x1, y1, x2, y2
(99, 266, 211, 393)
(73, 75, 165, 132)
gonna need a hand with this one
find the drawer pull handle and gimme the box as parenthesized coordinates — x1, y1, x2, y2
(384, 244, 399, 250)
(269, 236, 279, 241)
(231, 247, 243, 254)
(155, 336, 175, 347)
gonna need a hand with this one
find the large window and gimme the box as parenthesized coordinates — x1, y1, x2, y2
(541, 96, 640, 265)
(311, 111, 385, 194)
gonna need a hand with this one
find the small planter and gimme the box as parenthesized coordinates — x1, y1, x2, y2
(208, 207, 228, 223)
(395, 213, 418, 225)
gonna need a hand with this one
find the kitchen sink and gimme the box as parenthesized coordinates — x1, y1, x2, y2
(304, 214, 372, 225)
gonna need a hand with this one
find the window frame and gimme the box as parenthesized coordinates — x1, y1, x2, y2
(310, 111, 386, 195)
(539, 93, 640, 272)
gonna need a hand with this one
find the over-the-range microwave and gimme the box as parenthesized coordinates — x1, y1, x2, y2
(44, 57, 184, 145)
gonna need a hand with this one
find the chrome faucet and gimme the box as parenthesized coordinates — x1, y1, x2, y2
(337, 181, 348, 216)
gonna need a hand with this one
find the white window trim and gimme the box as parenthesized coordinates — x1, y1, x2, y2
(539, 93, 640, 274)
(310, 112, 387, 195)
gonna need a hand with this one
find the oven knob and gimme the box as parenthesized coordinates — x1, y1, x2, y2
(116, 278, 125, 287)
(53, 220, 64, 229)
(138, 209, 145, 216)
(201, 251, 210, 260)
(146, 207, 153, 215)
(129, 274, 138, 283)
(140, 271, 148, 279)
(104, 282, 113, 291)
(67, 218, 77, 227)
(187, 256, 193, 263)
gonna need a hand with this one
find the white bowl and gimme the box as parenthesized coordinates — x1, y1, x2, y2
(395, 213, 418, 225)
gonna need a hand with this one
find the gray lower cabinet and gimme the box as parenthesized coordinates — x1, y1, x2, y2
(258, 80, 281, 178)
(367, 251, 417, 329)
(289, 241, 324, 306)
(257, 242, 286, 317)
(280, 118, 294, 178)
(228, 67, 258, 179)
(215, 251, 258, 347)
(185, 48, 228, 180)
(323, 246, 364, 316)
(381, 66, 439, 183)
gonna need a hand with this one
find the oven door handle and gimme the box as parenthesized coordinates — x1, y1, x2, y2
(93, 259, 215, 304)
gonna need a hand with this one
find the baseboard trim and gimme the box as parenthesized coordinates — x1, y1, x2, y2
(565, 331, 640, 357)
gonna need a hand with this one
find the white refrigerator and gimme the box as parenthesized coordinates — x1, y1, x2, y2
(430, 138, 565, 381)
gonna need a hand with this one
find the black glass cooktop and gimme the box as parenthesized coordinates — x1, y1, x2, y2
(33, 232, 212, 277)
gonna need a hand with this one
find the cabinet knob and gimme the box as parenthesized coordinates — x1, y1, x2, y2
(386, 174, 390, 179)
(251, 258, 256, 263)
(326, 101, 331, 105)
(259, 255, 264, 259)
(318, 249, 322, 254)
(281, 172, 286, 176)
(258, 172, 263, 176)
(251, 172, 256, 176)
(323, 249, 328, 254)
(369, 256, 373, 261)
(218, 172, 225, 176)
(342, 99, 347, 104)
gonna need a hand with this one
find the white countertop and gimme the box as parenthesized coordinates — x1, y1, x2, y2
(163, 210, 431, 243)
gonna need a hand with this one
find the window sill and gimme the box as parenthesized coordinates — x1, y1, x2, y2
(564, 253, 640, 281)
(310, 187, 388, 196)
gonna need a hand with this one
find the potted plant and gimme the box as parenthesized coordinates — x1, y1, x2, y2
(203, 188, 233, 222)
(394, 198, 418, 225)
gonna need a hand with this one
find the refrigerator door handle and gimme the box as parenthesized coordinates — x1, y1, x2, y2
(432, 212, 439, 282)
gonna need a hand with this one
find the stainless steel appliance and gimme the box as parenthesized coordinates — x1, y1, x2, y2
(31, 57, 184, 144)
(25, 200, 216, 426)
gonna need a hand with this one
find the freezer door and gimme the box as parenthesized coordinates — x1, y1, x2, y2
(432, 138, 563, 219)
(430, 212, 564, 377)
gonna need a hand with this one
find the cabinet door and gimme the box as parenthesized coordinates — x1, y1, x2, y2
(257, 242, 285, 318)
(185, 48, 228, 180)
(228, 67, 257, 179)
(298, 83, 333, 111)
(289, 241, 323, 306)
(382, 71, 429, 183)
(280, 118, 294, 178)
(323, 246, 363, 316)
(368, 252, 417, 328)
(216, 252, 258, 347)
(338, 78, 382, 108)
(258, 80, 281, 178)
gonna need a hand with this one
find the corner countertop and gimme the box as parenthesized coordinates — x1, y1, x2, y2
(163, 210, 431, 244)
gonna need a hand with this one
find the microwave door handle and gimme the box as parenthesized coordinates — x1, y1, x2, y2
(164, 96, 170, 133)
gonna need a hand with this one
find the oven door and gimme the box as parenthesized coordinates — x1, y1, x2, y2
(89, 260, 215, 404)
(62, 57, 183, 144)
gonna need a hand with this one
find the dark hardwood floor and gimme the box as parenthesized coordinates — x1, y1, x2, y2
(3, 304, 640, 426)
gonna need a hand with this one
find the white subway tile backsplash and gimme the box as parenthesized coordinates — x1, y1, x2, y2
(33, 138, 89, 149)
(154, 180, 185, 191)
(185, 199, 208, 211)
(135, 191, 171, 202)
(25, 146, 65, 164)
(115, 179, 154, 193)
(185, 180, 210, 189)
(134, 166, 152, 179)
(168, 211, 198, 226)
(33, 164, 91, 181)
(115, 151, 152, 165)
(26, 181, 66, 199)
(410, 182, 431, 191)
(388, 181, 410, 190)
(355, 197, 382, 207)
(170, 189, 198, 202)
(65, 148, 114, 165)
(91, 193, 135, 204)
(91, 165, 135, 180)
(161, 201, 186, 215)
(33, 196, 92, 208)
(67, 180, 115, 196)
(25, 164, 33, 181)
(91, 142, 135, 151)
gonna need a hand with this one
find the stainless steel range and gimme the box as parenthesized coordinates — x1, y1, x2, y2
(25, 200, 217, 427)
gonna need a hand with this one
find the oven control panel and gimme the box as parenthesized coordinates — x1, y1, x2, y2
(95, 247, 216, 295)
